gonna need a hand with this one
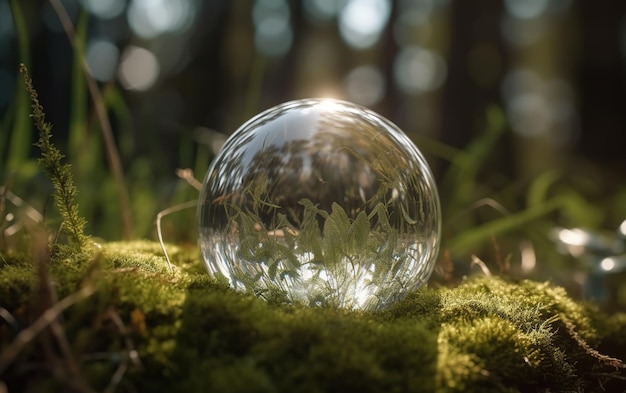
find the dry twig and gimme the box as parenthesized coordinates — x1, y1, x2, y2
(156, 200, 198, 272)
(471, 255, 493, 277)
(176, 168, 203, 191)
(564, 320, 625, 370)
(0, 285, 96, 374)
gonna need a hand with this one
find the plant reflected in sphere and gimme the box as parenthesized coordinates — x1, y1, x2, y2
(197, 99, 441, 310)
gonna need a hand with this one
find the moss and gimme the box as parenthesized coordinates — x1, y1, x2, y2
(1, 241, 624, 392)
(0, 251, 37, 311)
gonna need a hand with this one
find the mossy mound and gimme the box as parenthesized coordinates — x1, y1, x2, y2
(1, 241, 625, 392)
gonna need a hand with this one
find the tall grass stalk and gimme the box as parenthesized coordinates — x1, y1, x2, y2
(5, 0, 32, 170)
(66, 11, 106, 233)
(68, 12, 88, 161)
(441, 106, 506, 213)
(48, 0, 133, 239)
(447, 196, 565, 256)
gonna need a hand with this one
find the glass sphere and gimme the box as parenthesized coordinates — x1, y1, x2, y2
(198, 99, 441, 310)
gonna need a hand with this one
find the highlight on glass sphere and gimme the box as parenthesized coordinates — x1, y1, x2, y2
(197, 98, 441, 310)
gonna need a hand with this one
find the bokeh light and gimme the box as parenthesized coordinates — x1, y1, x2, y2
(0, 0, 14, 39)
(127, 0, 197, 39)
(600, 257, 616, 272)
(345, 65, 386, 106)
(80, 0, 126, 19)
(394, 45, 447, 94)
(504, 0, 548, 19)
(502, 69, 576, 144)
(86, 39, 120, 82)
(253, 0, 290, 26)
(118, 45, 159, 91)
(303, 0, 342, 22)
(500, 15, 546, 47)
(398, 0, 434, 28)
(253, 0, 293, 57)
(339, 0, 391, 50)
(506, 92, 552, 138)
(501, 68, 540, 99)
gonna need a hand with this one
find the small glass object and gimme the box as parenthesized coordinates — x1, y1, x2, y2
(198, 99, 441, 310)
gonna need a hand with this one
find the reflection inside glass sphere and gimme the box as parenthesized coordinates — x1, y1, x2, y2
(198, 98, 440, 310)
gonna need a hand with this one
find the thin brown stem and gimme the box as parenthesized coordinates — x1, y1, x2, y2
(564, 320, 625, 370)
(48, 0, 132, 239)
(176, 168, 203, 191)
(0, 285, 96, 374)
(102, 308, 142, 393)
(156, 199, 198, 272)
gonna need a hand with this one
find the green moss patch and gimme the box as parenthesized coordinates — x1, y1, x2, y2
(1, 241, 625, 392)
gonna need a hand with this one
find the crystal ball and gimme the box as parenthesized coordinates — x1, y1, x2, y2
(197, 99, 441, 310)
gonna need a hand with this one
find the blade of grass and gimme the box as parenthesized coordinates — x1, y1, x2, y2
(68, 11, 101, 227)
(441, 106, 506, 212)
(526, 169, 560, 208)
(6, 0, 32, 170)
(68, 11, 88, 160)
(412, 134, 463, 163)
(0, 95, 14, 166)
(48, 0, 133, 239)
(101, 84, 133, 159)
(99, 85, 151, 238)
(446, 196, 565, 256)
(194, 143, 210, 187)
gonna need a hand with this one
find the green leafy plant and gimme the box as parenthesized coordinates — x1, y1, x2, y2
(20, 64, 88, 250)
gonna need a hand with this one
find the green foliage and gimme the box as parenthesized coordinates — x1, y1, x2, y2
(431, 105, 626, 311)
(19, 64, 88, 249)
(0, 241, 624, 392)
(2, 8, 625, 390)
(218, 197, 422, 309)
(441, 106, 506, 215)
(447, 196, 563, 255)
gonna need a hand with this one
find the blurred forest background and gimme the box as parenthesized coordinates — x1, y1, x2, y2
(1, 0, 626, 309)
